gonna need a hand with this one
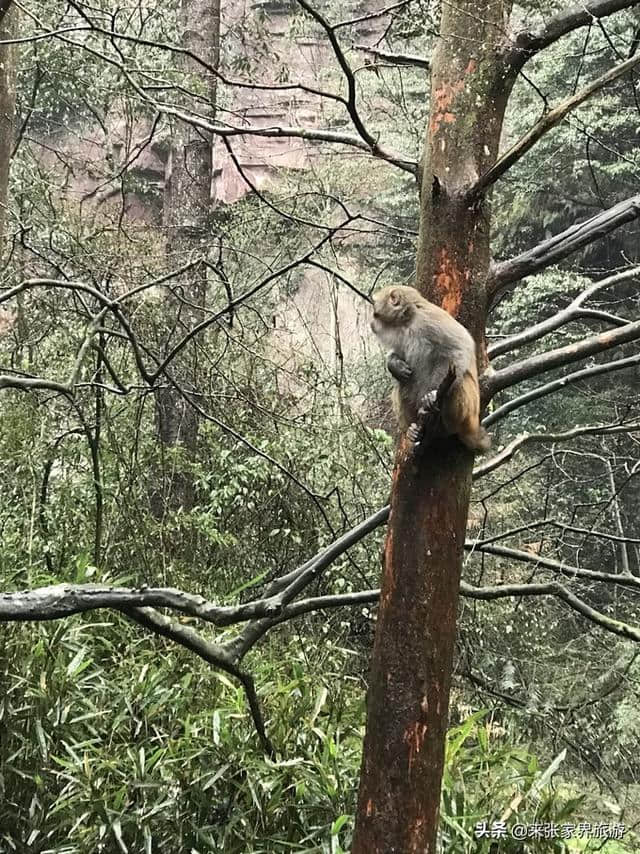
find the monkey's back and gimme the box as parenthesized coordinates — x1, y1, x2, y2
(406, 302, 476, 378)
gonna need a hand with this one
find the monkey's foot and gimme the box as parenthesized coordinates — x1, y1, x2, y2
(417, 389, 439, 416)
(407, 422, 423, 443)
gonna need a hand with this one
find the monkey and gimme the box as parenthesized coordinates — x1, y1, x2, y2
(370, 285, 491, 453)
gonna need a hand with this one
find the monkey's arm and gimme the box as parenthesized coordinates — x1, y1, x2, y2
(386, 351, 413, 382)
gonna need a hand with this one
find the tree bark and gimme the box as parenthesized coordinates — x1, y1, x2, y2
(153, 0, 220, 514)
(0, 5, 16, 258)
(0, 1, 11, 28)
(353, 2, 514, 851)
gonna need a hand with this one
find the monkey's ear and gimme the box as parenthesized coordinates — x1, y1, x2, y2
(388, 288, 400, 305)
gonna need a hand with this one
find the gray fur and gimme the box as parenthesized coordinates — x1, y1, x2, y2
(370, 285, 490, 451)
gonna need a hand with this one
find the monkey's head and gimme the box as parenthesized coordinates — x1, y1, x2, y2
(370, 286, 417, 339)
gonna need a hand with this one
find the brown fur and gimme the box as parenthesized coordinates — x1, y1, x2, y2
(371, 285, 490, 453)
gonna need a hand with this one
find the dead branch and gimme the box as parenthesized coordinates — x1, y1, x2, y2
(404, 365, 457, 455)
(122, 607, 274, 756)
(508, 0, 640, 66)
(488, 266, 640, 359)
(25, 13, 418, 176)
(294, 0, 379, 151)
(486, 320, 640, 398)
(473, 53, 640, 195)
(474, 516, 640, 548)
(463, 579, 640, 642)
(485, 352, 640, 425)
(354, 44, 430, 69)
(473, 421, 640, 478)
(334, 0, 413, 30)
(465, 541, 640, 590)
(149, 215, 359, 382)
(488, 194, 640, 296)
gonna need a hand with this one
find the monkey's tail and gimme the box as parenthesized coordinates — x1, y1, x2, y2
(461, 425, 491, 453)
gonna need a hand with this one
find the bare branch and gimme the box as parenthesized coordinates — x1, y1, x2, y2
(492, 352, 640, 423)
(0, 308, 108, 396)
(123, 608, 274, 756)
(0, 502, 390, 632)
(294, 0, 377, 150)
(23, 11, 418, 176)
(0, 277, 117, 307)
(465, 541, 640, 591)
(149, 216, 358, 382)
(150, 105, 418, 173)
(22, 10, 343, 106)
(485, 352, 640, 425)
(306, 259, 372, 302)
(221, 136, 342, 232)
(334, 0, 413, 30)
(404, 366, 457, 455)
(354, 43, 430, 69)
(461, 579, 640, 642)
(488, 266, 640, 358)
(486, 319, 640, 398)
(0, 277, 153, 382)
(488, 194, 640, 295)
(252, 590, 380, 627)
(509, 0, 640, 65)
(0, 584, 239, 624)
(473, 421, 640, 477)
(257, 507, 390, 608)
(473, 53, 640, 195)
(0, 375, 72, 394)
(476, 517, 640, 548)
(228, 507, 390, 659)
(173, 381, 334, 513)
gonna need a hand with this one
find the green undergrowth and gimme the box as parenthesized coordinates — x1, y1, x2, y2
(1, 617, 635, 853)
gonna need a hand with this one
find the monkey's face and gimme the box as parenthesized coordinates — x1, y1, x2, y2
(370, 287, 412, 341)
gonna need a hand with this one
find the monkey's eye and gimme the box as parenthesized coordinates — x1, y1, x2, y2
(372, 311, 380, 319)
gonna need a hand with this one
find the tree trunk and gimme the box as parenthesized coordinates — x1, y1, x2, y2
(353, 2, 514, 851)
(0, 5, 16, 258)
(153, 0, 220, 514)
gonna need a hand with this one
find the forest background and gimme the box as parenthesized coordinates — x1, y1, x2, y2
(1, 0, 640, 852)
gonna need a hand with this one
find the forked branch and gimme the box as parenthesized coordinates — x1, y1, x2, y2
(472, 53, 640, 196)
(488, 266, 640, 358)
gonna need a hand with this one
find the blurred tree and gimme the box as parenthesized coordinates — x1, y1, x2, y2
(153, 0, 221, 514)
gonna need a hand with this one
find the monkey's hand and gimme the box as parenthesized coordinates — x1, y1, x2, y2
(386, 351, 413, 382)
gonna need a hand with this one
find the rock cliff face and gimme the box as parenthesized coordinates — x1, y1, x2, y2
(212, 0, 330, 203)
(33, 0, 401, 374)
